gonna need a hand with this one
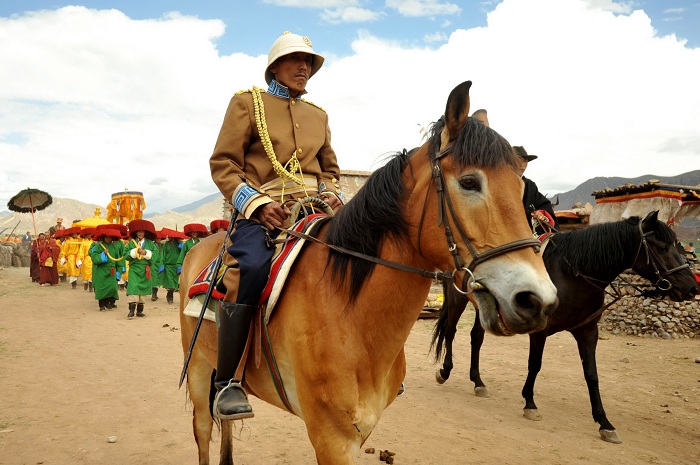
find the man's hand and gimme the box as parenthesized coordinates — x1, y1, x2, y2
(319, 193, 342, 211)
(253, 202, 291, 230)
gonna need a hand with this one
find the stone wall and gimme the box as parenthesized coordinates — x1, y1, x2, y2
(599, 272, 700, 339)
(0, 242, 31, 268)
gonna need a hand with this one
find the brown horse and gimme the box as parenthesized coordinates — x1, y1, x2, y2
(179, 80, 559, 465)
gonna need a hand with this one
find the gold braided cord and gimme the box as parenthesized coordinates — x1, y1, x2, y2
(99, 242, 125, 262)
(251, 86, 304, 186)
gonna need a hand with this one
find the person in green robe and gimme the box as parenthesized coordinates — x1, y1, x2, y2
(176, 222, 209, 275)
(125, 219, 159, 318)
(150, 232, 165, 301)
(159, 228, 187, 304)
(89, 227, 125, 311)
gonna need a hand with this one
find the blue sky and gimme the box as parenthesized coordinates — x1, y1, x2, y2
(1, 0, 699, 214)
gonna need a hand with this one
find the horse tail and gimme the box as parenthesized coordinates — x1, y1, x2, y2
(430, 280, 451, 362)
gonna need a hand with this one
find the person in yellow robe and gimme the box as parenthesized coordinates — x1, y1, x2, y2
(77, 228, 95, 292)
(59, 227, 82, 289)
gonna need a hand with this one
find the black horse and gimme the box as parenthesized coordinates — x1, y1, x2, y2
(431, 211, 698, 444)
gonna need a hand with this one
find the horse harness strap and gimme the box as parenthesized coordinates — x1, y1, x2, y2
(431, 145, 542, 293)
(281, 228, 453, 282)
(635, 222, 690, 291)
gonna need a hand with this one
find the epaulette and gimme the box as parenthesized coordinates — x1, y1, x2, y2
(235, 88, 258, 95)
(301, 98, 326, 113)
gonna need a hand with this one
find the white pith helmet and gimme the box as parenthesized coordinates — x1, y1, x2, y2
(265, 31, 325, 85)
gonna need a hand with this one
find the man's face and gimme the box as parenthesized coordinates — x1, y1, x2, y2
(515, 157, 528, 177)
(270, 52, 313, 95)
(136, 231, 145, 240)
(104, 236, 113, 244)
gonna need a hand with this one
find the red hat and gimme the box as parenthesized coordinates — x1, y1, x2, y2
(127, 219, 157, 241)
(81, 227, 96, 238)
(160, 227, 188, 240)
(93, 228, 122, 241)
(64, 226, 81, 236)
(210, 219, 230, 233)
(184, 223, 209, 237)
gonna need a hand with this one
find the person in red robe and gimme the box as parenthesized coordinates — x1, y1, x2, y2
(39, 232, 61, 286)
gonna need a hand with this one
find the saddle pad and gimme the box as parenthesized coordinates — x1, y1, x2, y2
(185, 213, 327, 324)
(183, 294, 217, 322)
(261, 214, 327, 325)
(187, 255, 226, 301)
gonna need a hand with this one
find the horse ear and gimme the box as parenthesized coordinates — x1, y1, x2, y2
(643, 210, 660, 224)
(440, 81, 472, 150)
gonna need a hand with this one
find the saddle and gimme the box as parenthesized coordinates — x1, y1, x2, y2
(183, 213, 328, 323)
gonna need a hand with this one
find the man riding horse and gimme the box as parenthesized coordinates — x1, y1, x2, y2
(208, 31, 343, 420)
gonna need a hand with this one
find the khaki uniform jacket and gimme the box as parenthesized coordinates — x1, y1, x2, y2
(210, 89, 340, 219)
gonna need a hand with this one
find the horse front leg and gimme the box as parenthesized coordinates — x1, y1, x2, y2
(571, 323, 622, 444)
(521, 331, 547, 421)
(469, 313, 489, 397)
(186, 352, 216, 465)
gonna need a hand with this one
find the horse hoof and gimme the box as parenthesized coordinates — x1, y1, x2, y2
(435, 371, 447, 385)
(474, 386, 490, 398)
(599, 429, 622, 444)
(523, 408, 542, 421)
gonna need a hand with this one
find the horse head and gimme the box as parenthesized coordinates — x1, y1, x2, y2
(411, 80, 558, 335)
(633, 210, 698, 302)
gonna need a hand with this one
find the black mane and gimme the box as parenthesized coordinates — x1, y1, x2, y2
(547, 216, 677, 273)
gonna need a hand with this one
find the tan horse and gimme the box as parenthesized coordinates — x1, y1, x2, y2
(179, 80, 559, 465)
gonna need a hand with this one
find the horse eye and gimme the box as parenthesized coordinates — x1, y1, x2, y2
(459, 176, 480, 191)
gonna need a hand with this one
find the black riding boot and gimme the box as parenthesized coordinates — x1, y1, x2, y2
(166, 289, 174, 304)
(88, 281, 93, 292)
(71, 281, 77, 289)
(128, 302, 136, 318)
(84, 282, 89, 291)
(151, 287, 158, 301)
(98, 299, 106, 311)
(213, 302, 256, 420)
(136, 303, 145, 317)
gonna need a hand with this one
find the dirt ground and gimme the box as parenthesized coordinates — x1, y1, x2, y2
(1, 265, 699, 465)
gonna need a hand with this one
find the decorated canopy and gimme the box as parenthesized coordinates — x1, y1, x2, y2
(590, 181, 700, 227)
(107, 190, 146, 225)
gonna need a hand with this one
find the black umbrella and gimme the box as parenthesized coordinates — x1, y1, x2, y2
(7, 188, 53, 236)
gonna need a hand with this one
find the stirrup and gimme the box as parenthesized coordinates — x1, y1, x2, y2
(214, 380, 254, 420)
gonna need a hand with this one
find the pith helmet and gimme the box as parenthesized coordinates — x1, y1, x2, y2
(265, 31, 325, 85)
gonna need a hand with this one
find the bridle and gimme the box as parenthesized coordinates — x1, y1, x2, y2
(281, 145, 543, 294)
(633, 220, 690, 291)
(421, 145, 542, 295)
(565, 218, 690, 331)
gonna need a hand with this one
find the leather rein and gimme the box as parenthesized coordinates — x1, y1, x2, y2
(281, 145, 542, 294)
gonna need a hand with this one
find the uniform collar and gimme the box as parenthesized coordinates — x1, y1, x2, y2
(267, 80, 305, 100)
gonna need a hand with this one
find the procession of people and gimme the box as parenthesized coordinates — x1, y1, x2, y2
(23, 216, 236, 318)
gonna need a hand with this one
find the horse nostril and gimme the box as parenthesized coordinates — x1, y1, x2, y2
(515, 291, 541, 313)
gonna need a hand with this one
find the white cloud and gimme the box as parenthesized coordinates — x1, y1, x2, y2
(1, 0, 699, 216)
(321, 7, 384, 23)
(424, 31, 448, 42)
(386, 0, 462, 17)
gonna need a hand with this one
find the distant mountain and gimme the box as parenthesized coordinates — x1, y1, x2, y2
(550, 170, 700, 210)
(144, 192, 221, 216)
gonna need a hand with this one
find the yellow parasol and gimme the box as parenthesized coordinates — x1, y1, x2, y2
(73, 207, 111, 228)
